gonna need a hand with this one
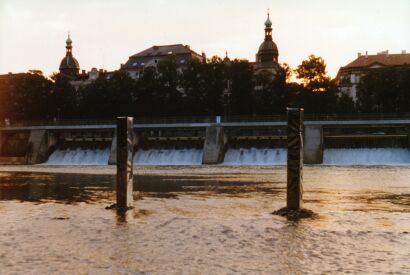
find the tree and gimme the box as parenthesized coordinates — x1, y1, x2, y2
(156, 56, 183, 115)
(295, 54, 329, 88)
(229, 60, 254, 115)
(280, 63, 293, 82)
(253, 68, 287, 115)
(0, 72, 53, 120)
(356, 66, 410, 113)
(79, 70, 136, 118)
(51, 73, 79, 119)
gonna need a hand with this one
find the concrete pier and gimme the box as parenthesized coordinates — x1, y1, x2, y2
(202, 125, 226, 164)
(26, 130, 50, 164)
(287, 108, 304, 209)
(116, 117, 134, 211)
(304, 125, 323, 164)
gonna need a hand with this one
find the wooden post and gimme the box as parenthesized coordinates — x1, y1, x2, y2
(116, 117, 134, 211)
(287, 108, 304, 209)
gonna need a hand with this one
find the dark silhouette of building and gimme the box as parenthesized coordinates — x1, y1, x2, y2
(255, 10, 280, 74)
(59, 33, 80, 78)
(121, 44, 205, 79)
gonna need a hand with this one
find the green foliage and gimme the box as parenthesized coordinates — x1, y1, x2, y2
(356, 66, 410, 112)
(229, 60, 254, 115)
(4, 55, 408, 120)
(0, 71, 53, 120)
(295, 54, 329, 87)
(79, 70, 136, 118)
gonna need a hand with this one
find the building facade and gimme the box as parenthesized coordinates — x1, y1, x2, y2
(121, 44, 205, 79)
(336, 50, 410, 100)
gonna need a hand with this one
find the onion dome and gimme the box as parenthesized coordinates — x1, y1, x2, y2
(257, 10, 279, 66)
(59, 33, 80, 77)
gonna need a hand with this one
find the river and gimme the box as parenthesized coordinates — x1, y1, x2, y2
(0, 165, 409, 274)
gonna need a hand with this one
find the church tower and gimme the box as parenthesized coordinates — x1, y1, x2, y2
(59, 33, 80, 78)
(256, 10, 279, 74)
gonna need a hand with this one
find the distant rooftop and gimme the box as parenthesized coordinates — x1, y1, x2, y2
(342, 51, 410, 69)
(130, 44, 202, 58)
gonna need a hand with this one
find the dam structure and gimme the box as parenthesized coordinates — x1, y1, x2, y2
(1, 114, 410, 165)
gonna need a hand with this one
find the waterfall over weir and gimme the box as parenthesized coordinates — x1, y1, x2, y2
(134, 149, 203, 165)
(223, 148, 287, 165)
(46, 148, 110, 165)
(323, 148, 410, 165)
(43, 147, 410, 166)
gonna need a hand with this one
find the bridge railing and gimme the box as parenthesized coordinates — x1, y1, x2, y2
(1, 113, 410, 128)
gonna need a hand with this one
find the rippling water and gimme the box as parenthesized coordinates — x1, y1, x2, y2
(0, 165, 409, 274)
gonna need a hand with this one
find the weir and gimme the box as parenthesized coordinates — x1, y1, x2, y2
(1, 116, 410, 165)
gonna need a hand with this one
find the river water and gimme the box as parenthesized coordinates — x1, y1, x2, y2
(0, 165, 409, 274)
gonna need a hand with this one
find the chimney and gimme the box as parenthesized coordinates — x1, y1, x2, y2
(82, 70, 86, 74)
(357, 52, 362, 58)
(202, 52, 207, 64)
(402, 50, 406, 54)
(365, 51, 368, 58)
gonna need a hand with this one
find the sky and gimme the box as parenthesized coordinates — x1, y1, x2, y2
(0, 0, 409, 78)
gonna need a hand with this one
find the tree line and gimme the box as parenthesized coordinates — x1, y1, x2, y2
(1, 55, 409, 121)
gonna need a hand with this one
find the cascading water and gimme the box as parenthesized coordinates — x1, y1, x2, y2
(223, 148, 287, 165)
(45, 148, 110, 165)
(323, 148, 410, 165)
(134, 148, 203, 165)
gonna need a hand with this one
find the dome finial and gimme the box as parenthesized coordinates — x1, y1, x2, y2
(265, 9, 272, 27)
(66, 32, 72, 45)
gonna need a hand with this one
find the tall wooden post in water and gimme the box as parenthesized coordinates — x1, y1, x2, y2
(116, 117, 134, 211)
(287, 108, 304, 209)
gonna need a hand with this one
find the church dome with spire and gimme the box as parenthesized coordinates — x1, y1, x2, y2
(256, 10, 279, 72)
(59, 33, 80, 78)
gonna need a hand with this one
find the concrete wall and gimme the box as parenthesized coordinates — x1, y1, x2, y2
(108, 131, 117, 165)
(303, 125, 323, 164)
(202, 126, 227, 164)
(26, 130, 57, 164)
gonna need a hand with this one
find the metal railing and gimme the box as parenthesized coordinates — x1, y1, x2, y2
(1, 113, 410, 128)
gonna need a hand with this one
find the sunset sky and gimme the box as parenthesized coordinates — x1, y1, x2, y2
(0, 0, 409, 78)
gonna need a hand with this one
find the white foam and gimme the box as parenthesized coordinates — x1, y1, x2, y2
(46, 148, 110, 165)
(323, 148, 410, 165)
(134, 149, 203, 165)
(223, 148, 287, 165)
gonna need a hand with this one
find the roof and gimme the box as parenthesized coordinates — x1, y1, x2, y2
(258, 40, 278, 55)
(59, 55, 80, 70)
(130, 44, 202, 59)
(342, 53, 410, 70)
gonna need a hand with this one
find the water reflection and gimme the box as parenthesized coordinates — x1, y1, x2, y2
(0, 172, 112, 203)
(0, 172, 285, 204)
(0, 166, 409, 274)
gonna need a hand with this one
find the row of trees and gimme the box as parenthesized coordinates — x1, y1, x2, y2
(1, 55, 409, 121)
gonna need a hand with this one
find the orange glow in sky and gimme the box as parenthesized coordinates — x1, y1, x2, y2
(0, 0, 409, 78)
